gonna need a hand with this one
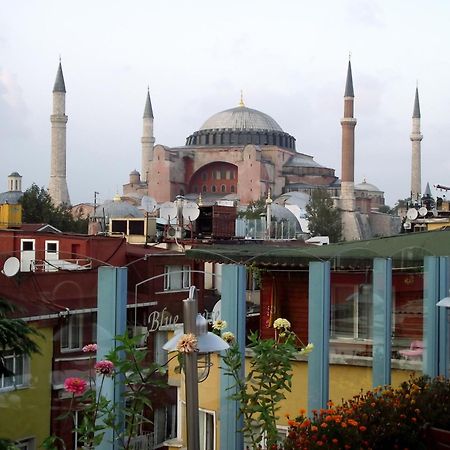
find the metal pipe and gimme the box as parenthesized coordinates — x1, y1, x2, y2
(183, 287, 200, 450)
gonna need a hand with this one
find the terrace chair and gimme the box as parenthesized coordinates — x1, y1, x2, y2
(399, 340, 424, 359)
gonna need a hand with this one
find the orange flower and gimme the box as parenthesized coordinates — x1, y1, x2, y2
(320, 422, 328, 428)
(347, 419, 358, 427)
(359, 425, 367, 432)
(341, 422, 347, 428)
(299, 408, 306, 415)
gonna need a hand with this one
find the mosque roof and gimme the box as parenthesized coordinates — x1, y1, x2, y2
(92, 196, 144, 219)
(355, 180, 381, 192)
(283, 153, 324, 168)
(143, 90, 154, 119)
(413, 87, 421, 119)
(0, 191, 23, 204)
(53, 62, 66, 93)
(199, 105, 283, 132)
(8, 172, 21, 177)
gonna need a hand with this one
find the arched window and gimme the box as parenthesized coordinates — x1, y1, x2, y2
(211, 185, 216, 193)
(221, 185, 226, 193)
(231, 185, 235, 193)
(202, 185, 207, 193)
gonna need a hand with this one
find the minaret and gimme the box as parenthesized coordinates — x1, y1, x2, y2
(410, 86, 422, 204)
(141, 88, 155, 184)
(48, 61, 71, 205)
(340, 59, 361, 240)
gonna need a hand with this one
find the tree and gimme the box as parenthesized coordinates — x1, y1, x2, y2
(0, 299, 41, 377)
(305, 188, 342, 243)
(237, 198, 267, 219)
(19, 184, 88, 233)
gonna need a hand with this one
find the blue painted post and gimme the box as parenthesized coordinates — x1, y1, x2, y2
(220, 264, 246, 450)
(424, 256, 439, 377)
(372, 258, 392, 388)
(308, 261, 330, 413)
(96, 266, 128, 449)
(438, 257, 449, 377)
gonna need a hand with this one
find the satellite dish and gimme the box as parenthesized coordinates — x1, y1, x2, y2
(182, 201, 200, 223)
(406, 208, 418, 220)
(2, 257, 20, 277)
(141, 196, 157, 213)
(159, 202, 177, 222)
(418, 206, 428, 217)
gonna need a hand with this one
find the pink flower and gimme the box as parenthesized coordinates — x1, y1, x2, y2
(82, 343, 98, 353)
(64, 377, 88, 395)
(176, 333, 198, 353)
(95, 360, 115, 376)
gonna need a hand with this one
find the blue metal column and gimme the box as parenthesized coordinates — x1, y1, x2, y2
(424, 256, 439, 377)
(220, 264, 246, 450)
(438, 257, 449, 377)
(97, 266, 127, 449)
(308, 261, 330, 413)
(372, 258, 392, 387)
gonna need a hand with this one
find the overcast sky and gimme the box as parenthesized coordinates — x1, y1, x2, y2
(1, 0, 449, 207)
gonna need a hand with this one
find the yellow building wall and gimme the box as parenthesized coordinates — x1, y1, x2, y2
(169, 353, 418, 450)
(0, 327, 53, 446)
(0, 203, 22, 228)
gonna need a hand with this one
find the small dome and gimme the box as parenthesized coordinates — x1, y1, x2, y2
(199, 106, 283, 132)
(355, 179, 380, 192)
(130, 169, 140, 176)
(0, 191, 23, 204)
(92, 199, 144, 219)
(8, 172, 21, 178)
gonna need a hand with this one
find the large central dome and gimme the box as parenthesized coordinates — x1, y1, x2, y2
(199, 106, 283, 132)
(185, 102, 296, 151)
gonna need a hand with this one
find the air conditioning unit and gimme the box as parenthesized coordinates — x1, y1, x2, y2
(165, 226, 186, 240)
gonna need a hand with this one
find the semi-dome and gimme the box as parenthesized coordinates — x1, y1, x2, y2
(186, 103, 296, 151)
(355, 179, 381, 192)
(199, 106, 283, 132)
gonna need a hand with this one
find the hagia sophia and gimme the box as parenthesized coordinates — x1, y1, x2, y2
(3, 60, 414, 240)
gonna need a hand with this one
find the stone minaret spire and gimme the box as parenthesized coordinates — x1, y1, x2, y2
(141, 88, 155, 183)
(410, 86, 423, 203)
(48, 61, 71, 205)
(340, 59, 361, 241)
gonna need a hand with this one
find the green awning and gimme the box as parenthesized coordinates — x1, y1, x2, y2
(186, 229, 450, 268)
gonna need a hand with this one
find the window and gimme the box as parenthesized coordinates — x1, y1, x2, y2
(164, 265, 191, 291)
(14, 438, 35, 450)
(61, 314, 82, 351)
(154, 404, 177, 446)
(331, 284, 372, 340)
(199, 410, 215, 450)
(154, 330, 168, 365)
(0, 353, 28, 391)
(211, 185, 216, 193)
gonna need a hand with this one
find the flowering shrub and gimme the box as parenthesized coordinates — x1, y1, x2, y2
(43, 333, 177, 449)
(283, 375, 450, 450)
(222, 318, 313, 450)
(64, 377, 88, 395)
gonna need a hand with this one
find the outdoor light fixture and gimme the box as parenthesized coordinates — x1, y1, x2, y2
(437, 290, 450, 307)
(163, 286, 229, 450)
